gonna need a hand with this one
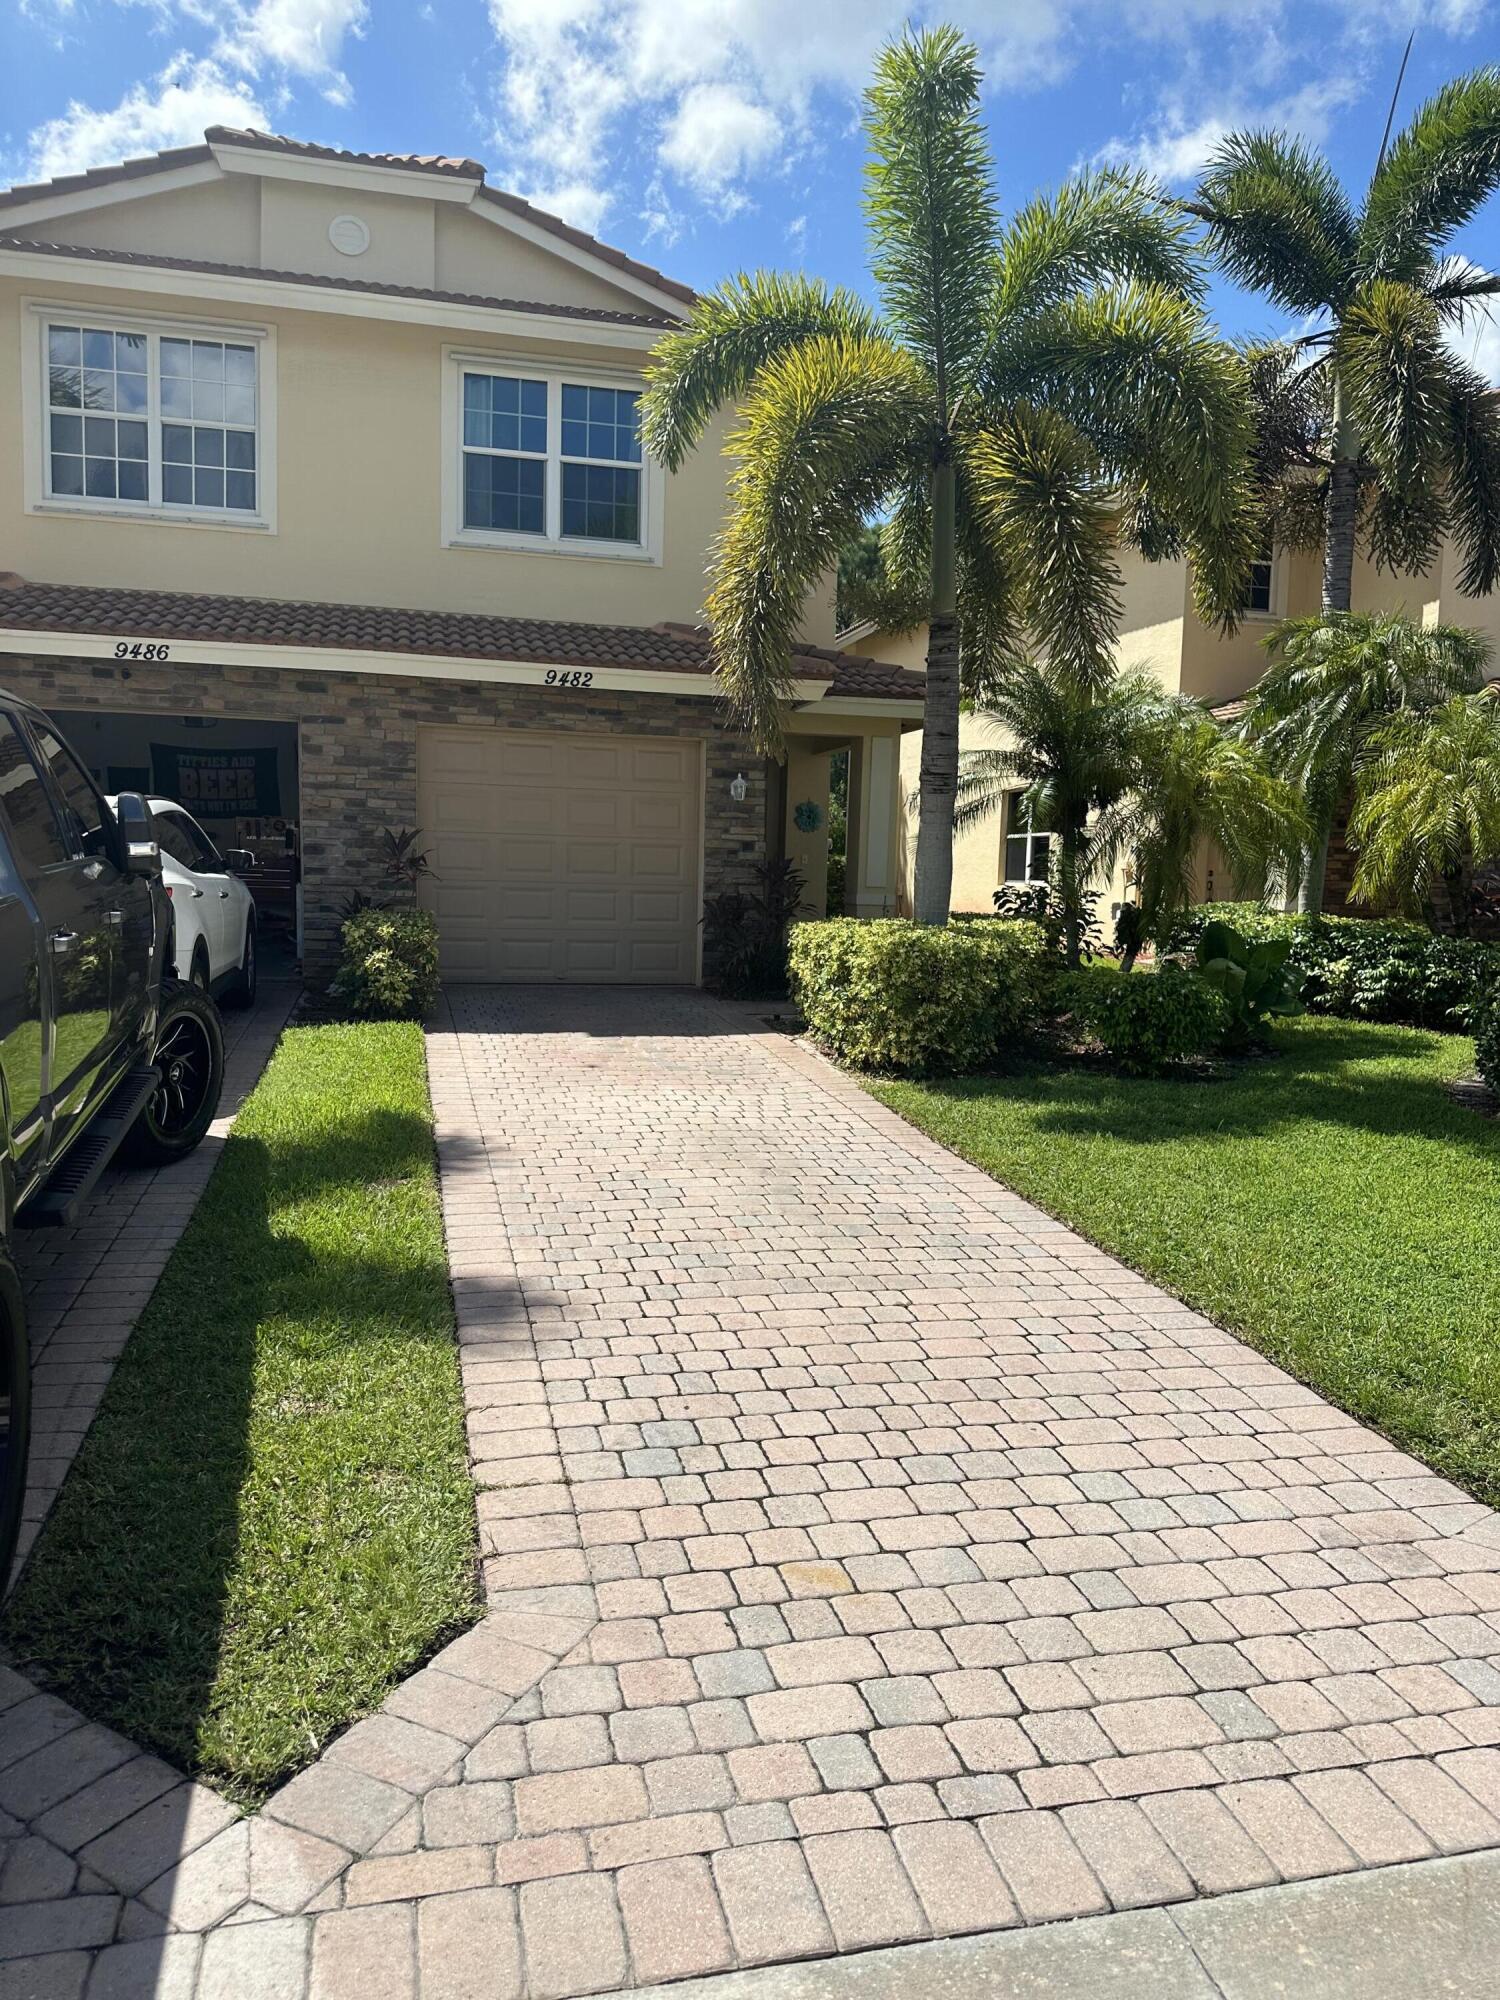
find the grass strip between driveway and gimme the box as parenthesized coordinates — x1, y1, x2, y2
(869, 1015, 1500, 1508)
(3, 1020, 479, 1809)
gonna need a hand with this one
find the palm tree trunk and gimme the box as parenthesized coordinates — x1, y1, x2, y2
(1321, 376, 1359, 616)
(1059, 821, 1085, 969)
(913, 458, 959, 927)
(1298, 822, 1331, 917)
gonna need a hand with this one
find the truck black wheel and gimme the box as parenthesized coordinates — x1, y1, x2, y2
(121, 980, 225, 1167)
(0, 1247, 29, 1590)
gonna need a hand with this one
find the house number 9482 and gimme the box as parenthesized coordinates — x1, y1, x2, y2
(113, 641, 172, 661)
(543, 669, 593, 688)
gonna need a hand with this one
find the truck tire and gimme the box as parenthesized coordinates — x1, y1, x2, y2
(121, 979, 226, 1168)
(0, 1244, 29, 1590)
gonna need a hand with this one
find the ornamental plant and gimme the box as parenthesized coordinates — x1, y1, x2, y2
(1194, 918, 1305, 1048)
(1057, 961, 1231, 1073)
(332, 907, 441, 1020)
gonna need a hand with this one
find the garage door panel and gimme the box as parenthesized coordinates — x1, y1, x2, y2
(418, 723, 702, 984)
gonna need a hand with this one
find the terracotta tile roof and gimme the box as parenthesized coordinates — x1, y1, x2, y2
(0, 236, 677, 329)
(0, 579, 924, 705)
(0, 125, 696, 309)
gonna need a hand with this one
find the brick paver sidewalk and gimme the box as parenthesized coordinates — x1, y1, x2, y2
(7, 983, 1500, 1997)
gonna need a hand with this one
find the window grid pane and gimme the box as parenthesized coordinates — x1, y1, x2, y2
(561, 462, 640, 542)
(464, 453, 545, 534)
(560, 383, 640, 463)
(45, 321, 259, 515)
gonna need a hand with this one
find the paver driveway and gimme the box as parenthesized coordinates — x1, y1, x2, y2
(8, 983, 1500, 1998)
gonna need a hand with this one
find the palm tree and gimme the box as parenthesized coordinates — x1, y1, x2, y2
(1191, 72, 1500, 620)
(641, 26, 1257, 926)
(1237, 612, 1488, 911)
(953, 665, 1162, 966)
(1349, 688, 1500, 933)
(955, 670, 1306, 967)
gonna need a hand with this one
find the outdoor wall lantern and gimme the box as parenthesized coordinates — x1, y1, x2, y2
(729, 772, 748, 802)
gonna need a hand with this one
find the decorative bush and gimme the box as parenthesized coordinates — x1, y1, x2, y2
(1058, 962, 1231, 1074)
(331, 907, 441, 1020)
(702, 858, 805, 999)
(1164, 904, 1499, 1031)
(788, 918, 1049, 1076)
(1194, 919, 1304, 1049)
(1474, 978, 1500, 1095)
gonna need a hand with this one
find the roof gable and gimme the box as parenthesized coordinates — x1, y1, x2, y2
(0, 126, 693, 321)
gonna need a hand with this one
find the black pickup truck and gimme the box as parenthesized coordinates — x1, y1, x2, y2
(0, 691, 225, 1582)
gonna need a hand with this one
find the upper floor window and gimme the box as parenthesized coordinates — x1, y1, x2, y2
(1004, 794, 1053, 883)
(31, 308, 271, 529)
(447, 354, 660, 561)
(1242, 540, 1277, 616)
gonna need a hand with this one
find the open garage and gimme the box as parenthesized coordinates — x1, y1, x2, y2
(54, 706, 302, 970)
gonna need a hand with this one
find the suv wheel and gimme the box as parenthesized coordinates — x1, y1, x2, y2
(225, 916, 257, 1011)
(121, 980, 226, 1167)
(0, 1245, 29, 1590)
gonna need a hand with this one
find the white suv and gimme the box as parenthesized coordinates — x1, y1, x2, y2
(109, 795, 258, 1008)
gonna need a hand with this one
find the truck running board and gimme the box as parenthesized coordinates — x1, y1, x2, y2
(17, 1065, 160, 1229)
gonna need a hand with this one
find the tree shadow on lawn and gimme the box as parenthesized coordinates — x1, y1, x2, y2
(1, 1101, 495, 1805)
(938, 1022, 1500, 1163)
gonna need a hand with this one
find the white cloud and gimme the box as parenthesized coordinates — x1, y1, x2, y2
(25, 54, 267, 179)
(216, 0, 370, 106)
(659, 85, 780, 202)
(1093, 74, 1365, 185)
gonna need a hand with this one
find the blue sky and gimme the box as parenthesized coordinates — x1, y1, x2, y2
(3, 0, 1498, 375)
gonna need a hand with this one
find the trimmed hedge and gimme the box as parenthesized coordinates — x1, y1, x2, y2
(331, 907, 441, 1020)
(1058, 962, 1231, 1074)
(788, 918, 1050, 1076)
(1165, 904, 1498, 1030)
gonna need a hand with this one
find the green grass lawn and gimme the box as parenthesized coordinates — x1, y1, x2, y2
(3, 1021, 479, 1808)
(870, 1016, 1500, 1507)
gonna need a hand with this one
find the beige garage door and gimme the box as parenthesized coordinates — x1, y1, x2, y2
(417, 725, 703, 983)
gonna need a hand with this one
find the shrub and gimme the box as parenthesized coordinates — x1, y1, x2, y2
(1164, 904, 1499, 1030)
(1194, 919, 1304, 1049)
(703, 858, 805, 999)
(1474, 979, 1500, 1094)
(788, 918, 1049, 1076)
(331, 907, 440, 1020)
(1058, 962, 1231, 1074)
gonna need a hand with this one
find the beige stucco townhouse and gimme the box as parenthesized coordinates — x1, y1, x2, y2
(0, 128, 921, 982)
(849, 529, 1500, 921)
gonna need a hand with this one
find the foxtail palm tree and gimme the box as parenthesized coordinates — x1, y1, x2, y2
(1237, 612, 1488, 911)
(1349, 688, 1500, 932)
(642, 27, 1257, 926)
(1192, 72, 1500, 620)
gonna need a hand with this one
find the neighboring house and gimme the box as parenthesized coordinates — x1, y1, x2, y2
(0, 128, 921, 983)
(845, 534, 1500, 920)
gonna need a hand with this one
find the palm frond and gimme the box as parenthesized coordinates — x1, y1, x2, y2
(995, 283, 1259, 628)
(994, 168, 1202, 328)
(708, 333, 931, 753)
(863, 26, 998, 392)
(1349, 690, 1500, 912)
(1360, 68, 1500, 282)
(1336, 280, 1453, 495)
(1443, 361, 1500, 597)
(1425, 254, 1500, 323)
(952, 741, 1025, 833)
(641, 272, 881, 472)
(1362, 479, 1446, 579)
(1194, 131, 1357, 316)
(959, 404, 1120, 690)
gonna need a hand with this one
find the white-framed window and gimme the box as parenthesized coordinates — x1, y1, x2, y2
(1242, 539, 1279, 616)
(24, 302, 274, 531)
(443, 350, 663, 562)
(1004, 793, 1053, 883)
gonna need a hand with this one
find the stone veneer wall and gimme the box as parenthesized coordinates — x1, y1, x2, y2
(3, 653, 768, 979)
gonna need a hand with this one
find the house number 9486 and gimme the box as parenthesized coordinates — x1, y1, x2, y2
(543, 669, 593, 688)
(113, 641, 172, 661)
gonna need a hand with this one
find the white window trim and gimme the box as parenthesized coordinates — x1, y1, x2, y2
(1241, 541, 1285, 621)
(1004, 794, 1053, 884)
(441, 346, 664, 565)
(21, 297, 277, 534)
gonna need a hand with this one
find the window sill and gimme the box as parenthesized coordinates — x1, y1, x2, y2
(28, 498, 273, 534)
(445, 529, 661, 565)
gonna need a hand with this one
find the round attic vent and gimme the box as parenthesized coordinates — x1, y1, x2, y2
(328, 214, 370, 256)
